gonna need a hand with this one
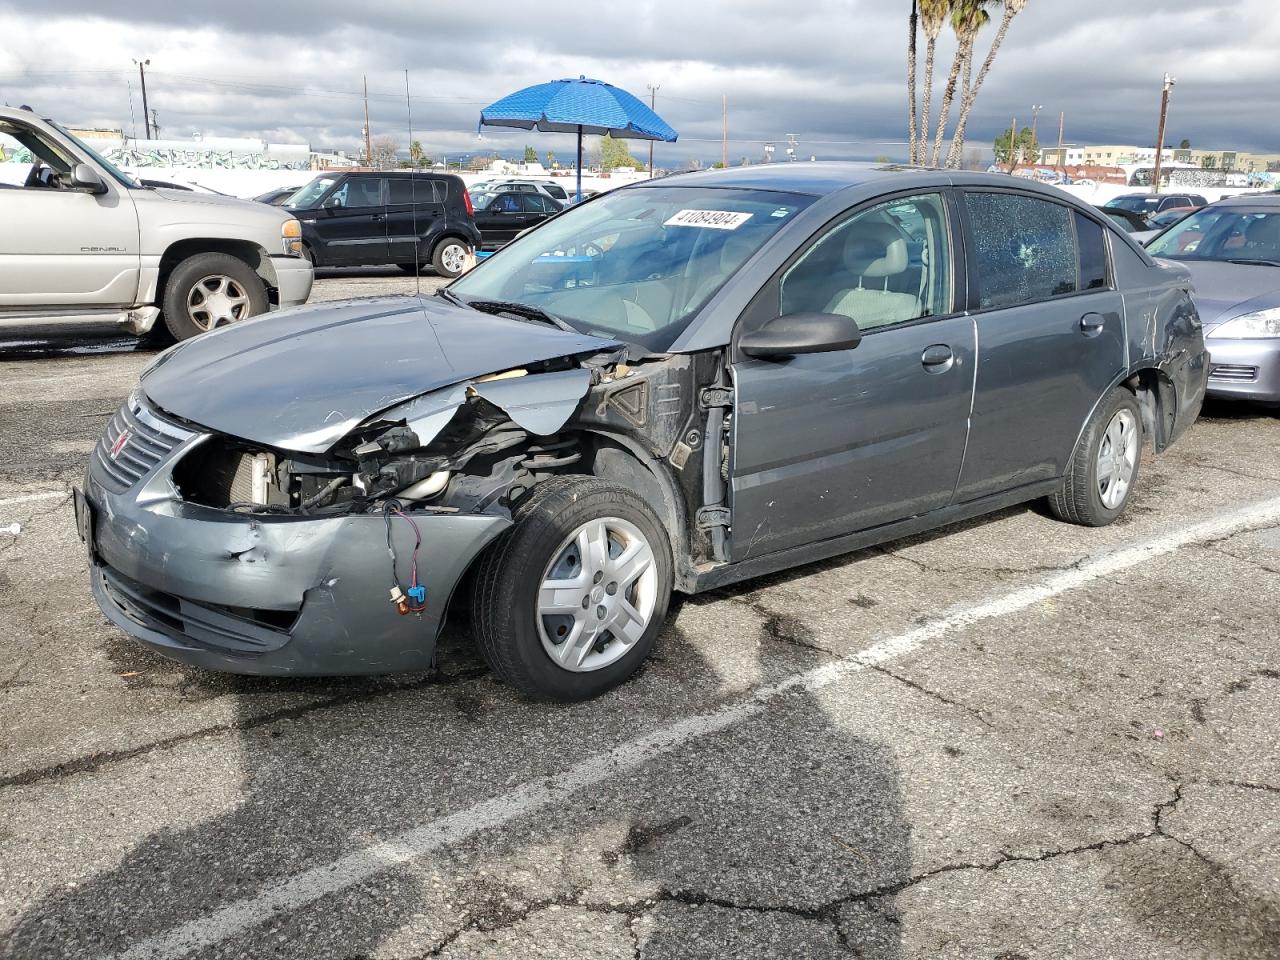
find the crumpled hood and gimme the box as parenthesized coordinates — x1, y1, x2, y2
(1176, 260, 1280, 329)
(141, 296, 618, 452)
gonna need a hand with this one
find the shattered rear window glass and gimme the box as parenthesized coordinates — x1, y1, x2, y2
(966, 192, 1078, 309)
(450, 186, 814, 351)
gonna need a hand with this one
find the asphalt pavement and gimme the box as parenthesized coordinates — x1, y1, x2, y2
(2, 275, 1279, 959)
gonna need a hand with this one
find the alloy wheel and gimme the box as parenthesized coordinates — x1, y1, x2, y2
(187, 275, 251, 330)
(1096, 408, 1138, 509)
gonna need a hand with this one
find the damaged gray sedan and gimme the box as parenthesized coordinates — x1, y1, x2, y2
(79, 164, 1209, 701)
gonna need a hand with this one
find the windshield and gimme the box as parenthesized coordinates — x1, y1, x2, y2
(1109, 195, 1161, 214)
(1146, 208, 1280, 262)
(449, 185, 814, 350)
(48, 122, 139, 188)
(286, 177, 337, 208)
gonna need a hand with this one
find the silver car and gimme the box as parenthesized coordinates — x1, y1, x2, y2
(79, 164, 1208, 701)
(1146, 194, 1280, 402)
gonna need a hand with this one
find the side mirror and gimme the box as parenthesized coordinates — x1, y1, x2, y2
(739, 312, 862, 359)
(322, 196, 342, 210)
(70, 163, 107, 195)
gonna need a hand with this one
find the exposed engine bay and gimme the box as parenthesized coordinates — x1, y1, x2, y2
(168, 346, 730, 593)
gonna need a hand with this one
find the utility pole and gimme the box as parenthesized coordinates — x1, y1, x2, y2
(721, 95, 728, 168)
(647, 83, 660, 176)
(1056, 110, 1065, 168)
(362, 74, 373, 168)
(786, 133, 798, 161)
(1029, 104, 1043, 158)
(150, 110, 160, 140)
(1008, 115, 1017, 170)
(1151, 73, 1176, 194)
(133, 58, 151, 139)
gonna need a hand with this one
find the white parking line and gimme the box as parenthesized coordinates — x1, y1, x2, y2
(0, 490, 68, 508)
(109, 494, 1280, 960)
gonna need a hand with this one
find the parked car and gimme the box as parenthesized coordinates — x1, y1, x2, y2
(484, 179, 573, 204)
(254, 186, 302, 206)
(285, 171, 481, 278)
(471, 190, 562, 248)
(1146, 194, 1280, 402)
(1146, 207, 1194, 232)
(1100, 206, 1153, 233)
(0, 104, 313, 340)
(80, 163, 1206, 702)
(1108, 192, 1207, 216)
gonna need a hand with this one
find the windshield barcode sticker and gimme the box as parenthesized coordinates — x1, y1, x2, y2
(664, 209, 754, 230)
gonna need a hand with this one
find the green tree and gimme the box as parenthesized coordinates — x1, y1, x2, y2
(1179, 138, 1191, 150)
(523, 145, 538, 163)
(993, 125, 1038, 167)
(409, 140, 429, 167)
(546, 150, 556, 168)
(599, 133, 644, 171)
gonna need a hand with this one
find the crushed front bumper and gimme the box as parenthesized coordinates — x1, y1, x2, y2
(80, 458, 508, 677)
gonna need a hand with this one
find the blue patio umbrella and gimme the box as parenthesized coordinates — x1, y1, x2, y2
(479, 76, 678, 201)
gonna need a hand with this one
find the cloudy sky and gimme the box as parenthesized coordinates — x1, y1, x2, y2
(0, 0, 1276, 166)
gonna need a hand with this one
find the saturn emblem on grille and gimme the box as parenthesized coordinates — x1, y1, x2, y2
(109, 430, 131, 461)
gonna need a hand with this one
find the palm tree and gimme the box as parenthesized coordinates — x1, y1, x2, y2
(929, 0, 990, 167)
(907, 1, 920, 164)
(917, 0, 951, 165)
(947, 0, 1030, 167)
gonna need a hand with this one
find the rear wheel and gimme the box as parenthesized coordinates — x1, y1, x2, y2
(431, 238, 469, 278)
(162, 252, 267, 340)
(1048, 387, 1143, 526)
(470, 476, 672, 701)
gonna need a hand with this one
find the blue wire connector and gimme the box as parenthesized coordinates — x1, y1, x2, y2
(407, 584, 427, 606)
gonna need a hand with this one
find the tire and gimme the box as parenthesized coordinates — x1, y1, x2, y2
(431, 238, 469, 279)
(470, 476, 673, 701)
(162, 252, 268, 341)
(1048, 387, 1143, 526)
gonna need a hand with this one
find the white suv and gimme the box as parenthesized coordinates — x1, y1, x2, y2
(0, 105, 313, 340)
(484, 179, 571, 205)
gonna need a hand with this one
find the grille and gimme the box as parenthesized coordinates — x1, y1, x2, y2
(92, 395, 194, 493)
(1209, 364, 1258, 384)
(96, 563, 293, 653)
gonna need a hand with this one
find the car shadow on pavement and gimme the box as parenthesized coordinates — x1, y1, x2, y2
(4, 602, 915, 958)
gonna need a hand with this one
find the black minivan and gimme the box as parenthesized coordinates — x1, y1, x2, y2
(285, 172, 482, 278)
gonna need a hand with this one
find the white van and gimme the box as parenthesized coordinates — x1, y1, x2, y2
(0, 105, 313, 340)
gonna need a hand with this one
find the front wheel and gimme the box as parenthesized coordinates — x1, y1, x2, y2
(470, 476, 673, 701)
(1048, 387, 1143, 526)
(162, 252, 268, 340)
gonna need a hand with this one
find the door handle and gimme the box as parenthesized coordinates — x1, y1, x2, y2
(371, 213, 385, 222)
(921, 344, 954, 373)
(1080, 312, 1106, 335)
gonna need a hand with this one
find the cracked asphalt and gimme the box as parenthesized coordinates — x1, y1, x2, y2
(3, 277, 1280, 959)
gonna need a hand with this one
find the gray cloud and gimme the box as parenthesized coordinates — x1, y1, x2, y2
(0, 0, 1276, 166)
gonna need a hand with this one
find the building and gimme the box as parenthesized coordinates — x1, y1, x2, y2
(1041, 143, 1280, 173)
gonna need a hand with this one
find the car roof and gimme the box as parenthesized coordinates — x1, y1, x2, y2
(1209, 193, 1280, 207)
(646, 161, 922, 196)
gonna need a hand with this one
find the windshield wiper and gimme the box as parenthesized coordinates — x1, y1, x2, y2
(464, 299, 579, 333)
(436, 287, 463, 306)
(1227, 258, 1280, 267)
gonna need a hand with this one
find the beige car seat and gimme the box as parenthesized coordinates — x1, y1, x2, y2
(825, 222, 920, 329)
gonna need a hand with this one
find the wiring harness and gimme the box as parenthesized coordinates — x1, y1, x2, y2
(383, 499, 427, 615)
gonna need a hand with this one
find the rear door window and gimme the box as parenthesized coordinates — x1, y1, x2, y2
(964, 192, 1079, 309)
(386, 178, 414, 206)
